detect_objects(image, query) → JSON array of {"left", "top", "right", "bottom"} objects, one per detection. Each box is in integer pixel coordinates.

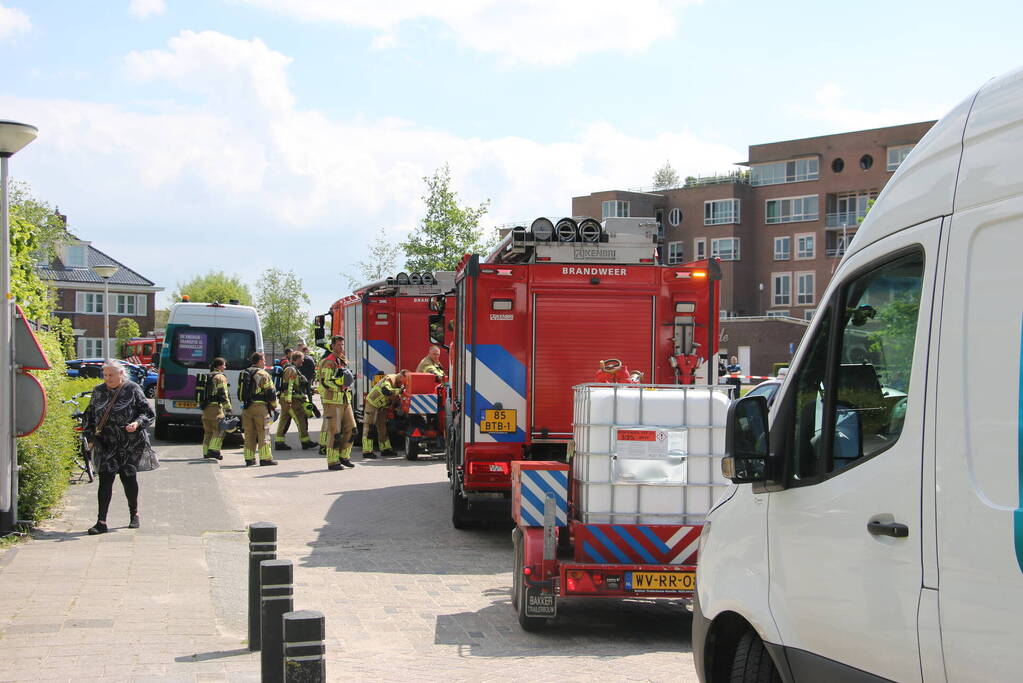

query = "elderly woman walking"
[{"left": 83, "top": 360, "right": 157, "bottom": 535}]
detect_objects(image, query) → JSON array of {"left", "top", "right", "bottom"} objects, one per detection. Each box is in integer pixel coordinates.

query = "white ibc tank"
[{"left": 572, "top": 383, "right": 733, "bottom": 525}]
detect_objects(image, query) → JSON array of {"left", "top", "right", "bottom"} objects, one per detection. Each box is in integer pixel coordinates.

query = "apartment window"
[
  {"left": 751, "top": 157, "right": 819, "bottom": 186},
  {"left": 65, "top": 244, "right": 87, "bottom": 268},
  {"left": 773, "top": 273, "right": 792, "bottom": 306},
  {"left": 774, "top": 236, "right": 791, "bottom": 260},
  {"left": 77, "top": 292, "right": 105, "bottom": 314},
  {"left": 803, "top": 308, "right": 816, "bottom": 321},
  {"left": 711, "top": 238, "right": 740, "bottom": 261},
  {"left": 766, "top": 195, "right": 819, "bottom": 224},
  {"left": 766, "top": 310, "right": 790, "bottom": 319},
  {"left": 79, "top": 338, "right": 105, "bottom": 358},
  {"left": 887, "top": 145, "right": 914, "bottom": 171},
  {"left": 667, "top": 241, "right": 684, "bottom": 265},
  {"left": 796, "top": 233, "right": 815, "bottom": 259},
  {"left": 602, "top": 200, "right": 630, "bottom": 218},
  {"left": 694, "top": 238, "right": 706, "bottom": 261},
  {"left": 668, "top": 208, "right": 682, "bottom": 226},
  {"left": 796, "top": 272, "right": 815, "bottom": 305},
  {"left": 704, "top": 199, "right": 740, "bottom": 226}
]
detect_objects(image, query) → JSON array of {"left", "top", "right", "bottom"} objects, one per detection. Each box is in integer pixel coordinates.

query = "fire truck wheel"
[
  {"left": 513, "top": 530, "right": 546, "bottom": 631},
  {"left": 404, "top": 437, "right": 419, "bottom": 461},
  {"left": 451, "top": 483, "right": 472, "bottom": 529}
]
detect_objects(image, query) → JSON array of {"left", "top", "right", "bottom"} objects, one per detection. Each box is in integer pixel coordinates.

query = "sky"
[{"left": 1, "top": 0, "right": 1021, "bottom": 315}]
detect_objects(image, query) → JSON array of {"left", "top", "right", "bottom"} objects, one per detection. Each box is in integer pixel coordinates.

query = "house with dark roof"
[{"left": 39, "top": 237, "right": 164, "bottom": 358}]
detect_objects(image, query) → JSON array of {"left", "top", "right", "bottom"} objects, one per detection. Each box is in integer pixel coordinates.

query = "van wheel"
[
  {"left": 154, "top": 417, "right": 169, "bottom": 440},
  {"left": 730, "top": 629, "right": 781, "bottom": 683}
]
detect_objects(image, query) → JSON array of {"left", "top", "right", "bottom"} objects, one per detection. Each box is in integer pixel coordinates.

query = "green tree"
[
  {"left": 653, "top": 160, "right": 680, "bottom": 189},
  {"left": 401, "top": 164, "right": 493, "bottom": 272},
  {"left": 115, "top": 317, "right": 141, "bottom": 356},
  {"left": 171, "top": 271, "right": 252, "bottom": 305},
  {"left": 255, "top": 268, "right": 310, "bottom": 357},
  {"left": 344, "top": 228, "right": 397, "bottom": 289}
]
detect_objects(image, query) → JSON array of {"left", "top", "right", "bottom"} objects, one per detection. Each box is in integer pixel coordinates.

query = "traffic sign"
[
  {"left": 15, "top": 371, "right": 46, "bottom": 437},
  {"left": 14, "top": 304, "right": 50, "bottom": 369}
]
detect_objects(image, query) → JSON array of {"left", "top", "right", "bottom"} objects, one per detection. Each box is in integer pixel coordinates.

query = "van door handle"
[{"left": 867, "top": 520, "right": 909, "bottom": 538}]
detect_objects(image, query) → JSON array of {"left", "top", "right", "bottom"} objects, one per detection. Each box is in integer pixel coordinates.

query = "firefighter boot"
[
  {"left": 301, "top": 438, "right": 317, "bottom": 450},
  {"left": 274, "top": 436, "right": 292, "bottom": 451},
  {"left": 258, "top": 444, "right": 278, "bottom": 466},
  {"left": 338, "top": 442, "right": 355, "bottom": 468},
  {"left": 243, "top": 448, "right": 256, "bottom": 466},
  {"left": 318, "top": 423, "right": 329, "bottom": 455},
  {"left": 361, "top": 435, "right": 378, "bottom": 458},
  {"left": 207, "top": 436, "right": 224, "bottom": 460},
  {"left": 380, "top": 437, "right": 396, "bottom": 457}
]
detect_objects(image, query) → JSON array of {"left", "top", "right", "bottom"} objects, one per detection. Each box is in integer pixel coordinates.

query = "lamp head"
[
  {"left": 92, "top": 264, "right": 119, "bottom": 279},
  {"left": 0, "top": 121, "right": 38, "bottom": 157}
]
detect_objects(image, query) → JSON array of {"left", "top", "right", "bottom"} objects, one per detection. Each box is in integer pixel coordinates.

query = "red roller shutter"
[{"left": 531, "top": 293, "right": 653, "bottom": 437}]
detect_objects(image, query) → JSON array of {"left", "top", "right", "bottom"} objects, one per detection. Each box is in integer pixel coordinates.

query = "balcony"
[
  {"left": 826, "top": 247, "right": 846, "bottom": 258},
  {"left": 628, "top": 170, "right": 751, "bottom": 193},
  {"left": 825, "top": 212, "right": 865, "bottom": 228}
]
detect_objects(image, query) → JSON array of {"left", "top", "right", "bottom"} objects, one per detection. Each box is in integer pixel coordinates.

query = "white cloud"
[
  {"left": 129, "top": 0, "right": 166, "bottom": 19},
  {"left": 233, "top": 0, "right": 699, "bottom": 66},
  {"left": 793, "top": 83, "right": 945, "bottom": 132},
  {"left": 0, "top": 3, "right": 30, "bottom": 39},
  {"left": 370, "top": 33, "right": 398, "bottom": 51},
  {"left": 3, "top": 30, "right": 739, "bottom": 312}
]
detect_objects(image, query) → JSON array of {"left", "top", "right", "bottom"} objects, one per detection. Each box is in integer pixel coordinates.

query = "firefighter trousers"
[
  {"left": 275, "top": 398, "right": 311, "bottom": 445},
  {"left": 201, "top": 404, "right": 225, "bottom": 456},
  {"left": 242, "top": 403, "right": 272, "bottom": 462},
  {"left": 321, "top": 401, "right": 355, "bottom": 464},
  {"left": 361, "top": 403, "right": 391, "bottom": 453}
]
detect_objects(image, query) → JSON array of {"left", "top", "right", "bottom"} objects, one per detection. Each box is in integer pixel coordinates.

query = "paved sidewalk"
[{"left": 0, "top": 443, "right": 260, "bottom": 682}]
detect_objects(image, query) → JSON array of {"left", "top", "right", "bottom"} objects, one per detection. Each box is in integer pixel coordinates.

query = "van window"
[
  {"left": 172, "top": 327, "right": 256, "bottom": 370},
  {"left": 786, "top": 250, "right": 924, "bottom": 483}
]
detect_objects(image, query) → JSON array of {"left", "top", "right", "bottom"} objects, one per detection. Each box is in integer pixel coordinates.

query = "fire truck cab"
[{"left": 439, "top": 216, "right": 721, "bottom": 528}]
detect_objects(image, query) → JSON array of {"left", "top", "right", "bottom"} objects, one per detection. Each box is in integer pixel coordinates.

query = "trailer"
[
  {"left": 510, "top": 382, "right": 732, "bottom": 630},
  {"left": 316, "top": 272, "right": 455, "bottom": 453},
  {"left": 435, "top": 216, "right": 721, "bottom": 529}
]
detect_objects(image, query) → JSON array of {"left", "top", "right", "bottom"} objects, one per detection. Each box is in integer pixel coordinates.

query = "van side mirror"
[
  {"left": 428, "top": 314, "right": 445, "bottom": 346},
  {"left": 722, "top": 395, "right": 770, "bottom": 483},
  {"left": 313, "top": 315, "right": 325, "bottom": 347}
]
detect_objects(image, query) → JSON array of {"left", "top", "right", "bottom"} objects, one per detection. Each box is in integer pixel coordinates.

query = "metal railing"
[
  {"left": 825, "top": 212, "right": 864, "bottom": 228},
  {"left": 628, "top": 171, "right": 750, "bottom": 194},
  {"left": 826, "top": 247, "right": 847, "bottom": 258}
]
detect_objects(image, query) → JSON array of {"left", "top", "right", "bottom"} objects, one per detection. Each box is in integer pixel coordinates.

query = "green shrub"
[{"left": 17, "top": 330, "right": 80, "bottom": 523}]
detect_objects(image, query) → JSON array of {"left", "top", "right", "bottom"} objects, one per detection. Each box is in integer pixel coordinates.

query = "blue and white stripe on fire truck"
[
  {"left": 364, "top": 339, "right": 396, "bottom": 379},
  {"left": 408, "top": 393, "right": 438, "bottom": 415},
  {"left": 516, "top": 468, "right": 568, "bottom": 527},
  {"left": 464, "top": 343, "right": 527, "bottom": 444}
]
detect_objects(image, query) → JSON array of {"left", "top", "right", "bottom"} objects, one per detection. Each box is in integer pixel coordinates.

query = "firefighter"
[
  {"left": 317, "top": 335, "right": 356, "bottom": 470},
  {"left": 239, "top": 351, "right": 278, "bottom": 466},
  {"left": 595, "top": 358, "right": 632, "bottom": 383},
  {"left": 362, "top": 370, "right": 408, "bottom": 458},
  {"left": 201, "top": 357, "right": 231, "bottom": 460},
  {"left": 274, "top": 350, "right": 317, "bottom": 451},
  {"left": 416, "top": 345, "right": 445, "bottom": 378}
]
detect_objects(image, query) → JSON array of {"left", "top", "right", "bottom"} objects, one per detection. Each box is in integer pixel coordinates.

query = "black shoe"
[
  {"left": 362, "top": 451, "right": 378, "bottom": 459},
  {"left": 245, "top": 460, "right": 257, "bottom": 467},
  {"left": 327, "top": 462, "right": 343, "bottom": 471},
  {"left": 207, "top": 450, "right": 223, "bottom": 461},
  {"left": 275, "top": 443, "right": 292, "bottom": 451},
  {"left": 318, "top": 445, "right": 326, "bottom": 455},
  {"left": 340, "top": 458, "right": 355, "bottom": 469},
  {"left": 260, "top": 459, "right": 279, "bottom": 466},
  {"left": 381, "top": 449, "right": 397, "bottom": 457},
  {"left": 301, "top": 441, "right": 318, "bottom": 450},
  {"left": 87, "top": 521, "right": 108, "bottom": 535},
  {"left": 128, "top": 514, "right": 140, "bottom": 529}
]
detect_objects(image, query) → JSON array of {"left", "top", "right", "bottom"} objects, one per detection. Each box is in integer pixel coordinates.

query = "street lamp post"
[
  {"left": 91, "top": 264, "right": 119, "bottom": 358},
  {"left": 0, "top": 120, "right": 38, "bottom": 533}
]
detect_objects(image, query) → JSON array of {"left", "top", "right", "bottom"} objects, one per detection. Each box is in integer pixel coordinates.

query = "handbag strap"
[{"left": 95, "top": 383, "right": 126, "bottom": 434}]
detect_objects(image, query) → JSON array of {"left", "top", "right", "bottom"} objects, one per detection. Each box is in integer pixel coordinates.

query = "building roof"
[{"left": 38, "top": 242, "right": 160, "bottom": 289}]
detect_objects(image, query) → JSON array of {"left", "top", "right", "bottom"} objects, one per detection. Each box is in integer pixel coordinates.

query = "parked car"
[
  {"left": 66, "top": 358, "right": 153, "bottom": 396},
  {"left": 743, "top": 378, "right": 782, "bottom": 407}
]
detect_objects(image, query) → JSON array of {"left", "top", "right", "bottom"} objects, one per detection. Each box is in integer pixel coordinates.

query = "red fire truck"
[
  {"left": 121, "top": 336, "right": 163, "bottom": 366},
  {"left": 316, "top": 272, "right": 455, "bottom": 458},
  {"left": 435, "top": 216, "right": 721, "bottom": 529}
]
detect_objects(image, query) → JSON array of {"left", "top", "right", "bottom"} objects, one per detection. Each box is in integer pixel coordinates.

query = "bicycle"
[{"left": 62, "top": 391, "right": 93, "bottom": 483}]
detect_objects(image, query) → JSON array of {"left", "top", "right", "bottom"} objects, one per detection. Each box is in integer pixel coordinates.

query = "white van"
[
  {"left": 154, "top": 302, "right": 263, "bottom": 438},
  {"left": 694, "top": 68, "right": 1023, "bottom": 682}
]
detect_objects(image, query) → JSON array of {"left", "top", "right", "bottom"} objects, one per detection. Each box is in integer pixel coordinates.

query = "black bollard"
[
  {"left": 283, "top": 610, "right": 326, "bottom": 682},
  {"left": 260, "top": 559, "right": 294, "bottom": 683},
  {"left": 248, "top": 522, "right": 278, "bottom": 651}
]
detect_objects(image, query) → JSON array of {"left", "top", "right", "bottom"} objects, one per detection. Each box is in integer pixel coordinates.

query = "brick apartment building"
[
  {"left": 572, "top": 121, "right": 935, "bottom": 374},
  {"left": 39, "top": 237, "right": 163, "bottom": 359}
]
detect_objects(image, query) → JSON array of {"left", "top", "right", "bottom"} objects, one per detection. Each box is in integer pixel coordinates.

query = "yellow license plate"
[
  {"left": 174, "top": 401, "right": 198, "bottom": 409},
  {"left": 627, "top": 571, "right": 695, "bottom": 592},
  {"left": 481, "top": 409, "right": 516, "bottom": 433}
]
